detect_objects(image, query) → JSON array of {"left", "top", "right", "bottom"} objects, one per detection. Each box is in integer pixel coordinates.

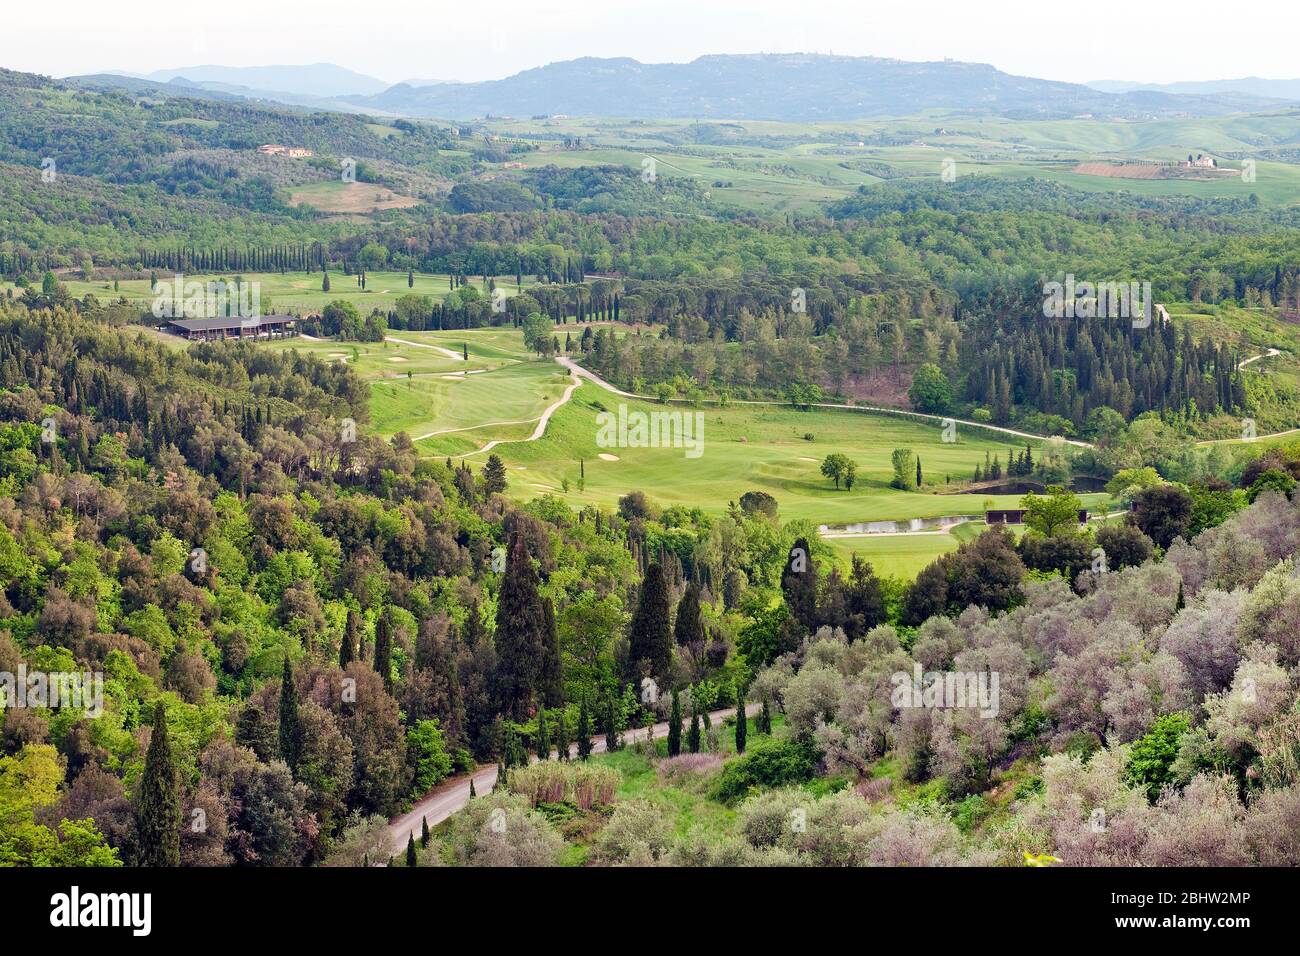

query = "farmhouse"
[
  {"left": 257, "top": 144, "right": 314, "bottom": 158},
  {"left": 1179, "top": 153, "right": 1217, "bottom": 169},
  {"left": 165, "top": 315, "right": 298, "bottom": 341},
  {"left": 985, "top": 508, "right": 1090, "bottom": 526}
]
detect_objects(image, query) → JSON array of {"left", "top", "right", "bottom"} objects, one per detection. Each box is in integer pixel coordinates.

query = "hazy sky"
[{"left": 11, "top": 0, "right": 1299, "bottom": 85}]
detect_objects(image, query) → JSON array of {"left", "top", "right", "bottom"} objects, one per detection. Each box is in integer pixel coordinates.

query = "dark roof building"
[{"left": 165, "top": 315, "right": 297, "bottom": 340}]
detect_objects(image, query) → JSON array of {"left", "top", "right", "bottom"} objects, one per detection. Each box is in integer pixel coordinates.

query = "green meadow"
[{"left": 44, "top": 270, "right": 529, "bottom": 316}]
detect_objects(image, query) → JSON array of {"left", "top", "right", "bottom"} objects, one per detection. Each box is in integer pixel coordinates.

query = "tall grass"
[{"left": 507, "top": 762, "right": 620, "bottom": 810}]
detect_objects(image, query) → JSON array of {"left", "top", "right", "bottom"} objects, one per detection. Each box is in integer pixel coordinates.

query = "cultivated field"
[
  {"left": 287, "top": 180, "right": 423, "bottom": 213},
  {"left": 481, "top": 112, "right": 1300, "bottom": 211}
]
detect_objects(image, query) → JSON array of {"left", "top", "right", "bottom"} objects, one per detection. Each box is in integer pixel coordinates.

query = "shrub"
[
  {"left": 710, "top": 737, "right": 819, "bottom": 803},
  {"left": 595, "top": 801, "right": 672, "bottom": 864},
  {"left": 656, "top": 752, "right": 724, "bottom": 785},
  {"left": 444, "top": 794, "right": 563, "bottom": 867},
  {"left": 1128, "top": 712, "right": 1190, "bottom": 806}
]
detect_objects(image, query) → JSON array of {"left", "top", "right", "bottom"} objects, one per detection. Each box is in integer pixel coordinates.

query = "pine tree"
[
  {"left": 483, "top": 453, "right": 508, "bottom": 495},
  {"left": 278, "top": 656, "right": 302, "bottom": 772},
  {"left": 667, "top": 690, "right": 683, "bottom": 756},
  {"left": 576, "top": 697, "right": 593, "bottom": 760},
  {"left": 735, "top": 688, "right": 747, "bottom": 754},
  {"left": 421, "top": 817, "right": 430, "bottom": 847},
  {"left": 627, "top": 563, "right": 673, "bottom": 682},
  {"left": 135, "top": 701, "right": 180, "bottom": 866},
  {"left": 406, "top": 833, "right": 417, "bottom": 867},
  {"left": 373, "top": 611, "right": 393, "bottom": 692},
  {"left": 688, "top": 709, "right": 701, "bottom": 754}
]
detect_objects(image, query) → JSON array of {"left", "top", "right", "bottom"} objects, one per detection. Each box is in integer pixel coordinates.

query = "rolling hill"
[{"left": 345, "top": 53, "right": 1290, "bottom": 121}]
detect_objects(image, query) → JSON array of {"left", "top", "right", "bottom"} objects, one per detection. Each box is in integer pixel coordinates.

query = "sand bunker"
[{"left": 598, "top": 453, "right": 620, "bottom": 461}]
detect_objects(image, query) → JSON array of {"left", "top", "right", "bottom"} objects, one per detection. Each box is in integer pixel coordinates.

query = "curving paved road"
[{"left": 386, "top": 702, "right": 760, "bottom": 857}]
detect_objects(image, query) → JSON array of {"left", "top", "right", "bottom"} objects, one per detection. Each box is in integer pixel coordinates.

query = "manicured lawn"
[
  {"left": 827, "top": 532, "right": 964, "bottom": 579},
  {"left": 463, "top": 381, "right": 1110, "bottom": 527}
]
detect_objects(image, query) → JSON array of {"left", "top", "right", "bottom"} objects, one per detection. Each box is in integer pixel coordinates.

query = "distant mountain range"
[
  {"left": 337, "top": 55, "right": 1293, "bottom": 121},
  {"left": 1089, "top": 76, "right": 1300, "bottom": 100},
  {"left": 65, "top": 63, "right": 393, "bottom": 114},
  {"left": 69, "top": 54, "right": 1297, "bottom": 122},
  {"left": 132, "top": 63, "right": 390, "bottom": 97}
]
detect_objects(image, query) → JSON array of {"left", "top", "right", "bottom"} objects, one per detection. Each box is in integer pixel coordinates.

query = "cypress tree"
[
  {"left": 667, "top": 690, "right": 683, "bottom": 756},
  {"left": 916, "top": 456, "right": 923, "bottom": 488},
  {"left": 406, "top": 834, "right": 417, "bottom": 867},
  {"left": 538, "top": 598, "right": 563, "bottom": 708},
  {"left": 494, "top": 534, "right": 546, "bottom": 720},
  {"left": 758, "top": 698, "right": 773, "bottom": 735},
  {"left": 688, "top": 709, "right": 701, "bottom": 754},
  {"left": 135, "top": 701, "right": 180, "bottom": 866},
  {"left": 674, "top": 582, "right": 704, "bottom": 647},
  {"left": 627, "top": 563, "right": 672, "bottom": 683},
  {"left": 576, "top": 697, "right": 592, "bottom": 760},
  {"left": 535, "top": 710, "right": 550, "bottom": 760},
  {"left": 373, "top": 611, "right": 393, "bottom": 692},
  {"left": 339, "top": 608, "right": 359, "bottom": 668},
  {"left": 503, "top": 724, "right": 527, "bottom": 770},
  {"left": 554, "top": 709, "right": 569, "bottom": 761},
  {"left": 420, "top": 817, "right": 430, "bottom": 847},
  {"left": 322, "top": 271, "right": 330, "bottom": 293},
  {"left": 603, "top": 696, "right": 619, "bottom": 753},
  {"left": 469, "top": 777, "right": 477, "bottom": 797},
  {"left": 781, "top": 537, "right": 818, "bottom": 633},
  {"left": 408, "top": 269, "right": 414, "bottom": 288},
  {"left": 278, "top": 655, "right": 302, "bottom": 772},
  {"left": 735, "top": 687, "right": 747, "bottom": 754},
  {"left": 1176, "top": 580, "right": 1186, "bottom": 612}
]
